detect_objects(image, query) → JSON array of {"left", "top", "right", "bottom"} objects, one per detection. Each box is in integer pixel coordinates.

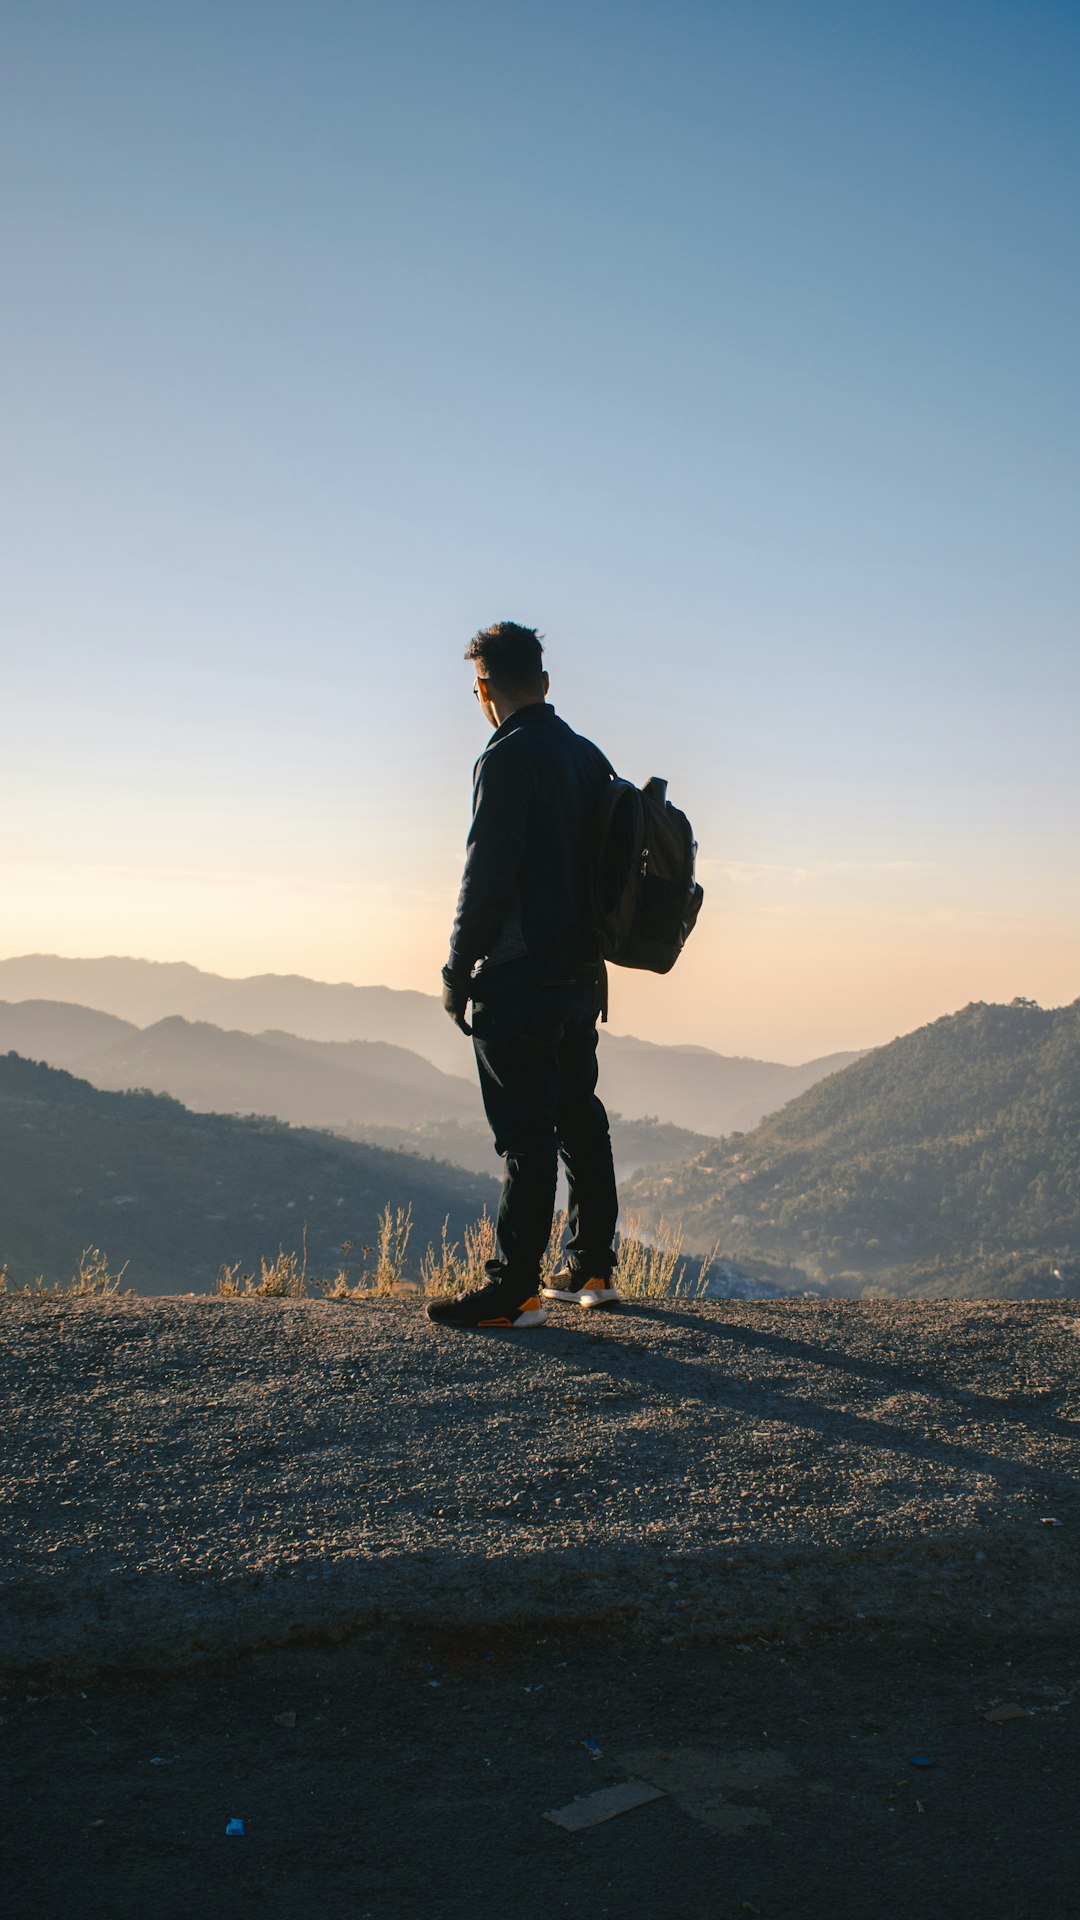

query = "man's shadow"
[{"left": 523, "top": 1300, "right": 1080, "bottom": 1503}]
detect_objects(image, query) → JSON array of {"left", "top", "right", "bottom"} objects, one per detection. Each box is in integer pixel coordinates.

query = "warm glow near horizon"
[{"left": 4, "top": 849, "right": 1077, "bottom": 1063}]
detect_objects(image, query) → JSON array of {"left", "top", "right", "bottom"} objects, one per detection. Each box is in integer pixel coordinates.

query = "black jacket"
[{"left": 443, "top": 701, "right": 611, "bottom": 998}]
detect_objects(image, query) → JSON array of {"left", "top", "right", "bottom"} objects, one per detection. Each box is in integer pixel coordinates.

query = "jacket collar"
[{"left": 488, "top": 700, "right": 555, "bottom": 747}]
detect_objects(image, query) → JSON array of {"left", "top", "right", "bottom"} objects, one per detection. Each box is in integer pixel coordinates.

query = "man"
[{"left": 427, "top": 622, "right": 621, "bottom": 1330}]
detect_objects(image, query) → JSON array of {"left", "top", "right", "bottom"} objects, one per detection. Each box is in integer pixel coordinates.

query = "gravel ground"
[{"left": 2, "top": 1295, "right": 1080, "bottom": 1677}]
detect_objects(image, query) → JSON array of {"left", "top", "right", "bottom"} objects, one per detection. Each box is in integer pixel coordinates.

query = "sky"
[{"left": 2, "top": 0, "right": 1077, "bottom": 1062}]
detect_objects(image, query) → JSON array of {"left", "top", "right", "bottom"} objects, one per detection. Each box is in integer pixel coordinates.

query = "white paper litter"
[{"left": 543, "top": 1779, "right": 666, "bottom": 1831}]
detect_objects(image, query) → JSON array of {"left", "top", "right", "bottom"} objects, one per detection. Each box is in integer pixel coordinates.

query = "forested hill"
[
  {"left": 623, "top": 998, "right": 1080, "bottom": 1298},
  {"left": 0, "top": 1052, "right": 497, "bottom": 1295}
]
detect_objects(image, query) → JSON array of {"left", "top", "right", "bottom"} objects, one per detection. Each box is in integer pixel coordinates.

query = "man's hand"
[{"left": 441, "top": 979, "right": 473, "bottom": 1036}]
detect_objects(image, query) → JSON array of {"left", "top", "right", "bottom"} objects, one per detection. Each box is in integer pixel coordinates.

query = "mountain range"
[
  {"left": 0, "top": 1002, "right": 715, "bottom": 1188},
  {"left": 624, "top": 997, "right": 1080, "bottom": 1299},
  {"left": 5, "top": 984, "right": 1075, "bottom": 1302},
  {"left": 0, "top": 1052, "right": 497, "bottom": 1295},
  {"left": 0, "top": 956, "right": 861, "bottom": 1138},
  {"left": 0, "top": 954, "right": 467, "bottom": 1073},
  {"left": 0, "top": 1002, "right": 478, "bottom": 1130}
]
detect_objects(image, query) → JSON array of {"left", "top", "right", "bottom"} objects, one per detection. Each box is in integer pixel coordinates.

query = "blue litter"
[
  {"left": 583, "top": 1738, "right": 603, "bottom": 1760},
  {"left": 908, "top": 1755, "right": 933, "bottom": 1768},
  {"left": 225, "top": 1818, "right": 245, "bottom": 1836}
]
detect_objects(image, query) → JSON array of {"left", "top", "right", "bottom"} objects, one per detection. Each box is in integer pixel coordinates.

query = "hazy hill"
[
  {"left": 0, "top": 999, "right": 133, "bottom": 1069},
  {"left": 0, "top": 1004, "right": 480, "bottom": 1130},
  {"left": 595, "top": 1030, "right": 862, "bottom": 1135},
  {"left": 0, "top": 998, "right": 770, "bottom": 1148},
  {"left": 337, "top": 1112, "right": 713, "bottom": 1183},
  {"left": 0, "top": 957, "right": 861, "bottom": 1136},
  {"left": 89, "top": 1017, "right": 479, "bottom": 1128},
  {"left": 0, "top": 956, "right": 468, "bottom": 1077},
  {"left": 623, "top": 998, "right": 1080, "bottom": 1299},
  {"left": 258, "top": 1029, "right": 480, "bottom": 1102},
  {"left": 0, "top": 1052, "right": 497, "bottom": 1295}
]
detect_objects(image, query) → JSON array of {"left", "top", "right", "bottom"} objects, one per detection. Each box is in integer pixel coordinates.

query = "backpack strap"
[{"left": 592, "top": 751, "right": 615, "bottom": 1020}]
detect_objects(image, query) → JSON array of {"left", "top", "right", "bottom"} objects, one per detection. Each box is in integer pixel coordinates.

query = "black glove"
[{"left": 441, "top": 978, "right": 472, "bottom": 1036}]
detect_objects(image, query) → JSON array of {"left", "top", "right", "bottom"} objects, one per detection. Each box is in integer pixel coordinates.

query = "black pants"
[{"left": 470, "top": 977, "right": 619, "bottom": 1293}]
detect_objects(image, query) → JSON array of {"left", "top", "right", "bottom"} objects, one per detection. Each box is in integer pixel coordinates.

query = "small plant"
[
  {"left": 215, "top": 1228, "right": 309, "bottom": 1298},
  {"left": 320, "top": 1238, "right": 374, "bottom": 1301},
  {"left": 0, "top": 1247, "right": 129, "bottom": 1298},
  {"left": 253, "top": 1245, "right": 309, "bottom": 1297},
  {"left": 69, "top": 1246, "right": 130, "bottom": 1296},
  {"left": 369, "top": 1203, "right": 414, "bottom": 1296},
  {"left": 459, "top": 1209, "right": 497, "bottom": 1288},
  {"left": 419, "top": 1216, "right": 462, "bottom": 1295},
  {"left": 322, "top": 1208, "right": 416, "bottom": 1298},
  {"left": 420, "top": 1208, "right": 499, "bottom": 1294},
  {"left": 615, "top": 1214, "right": 716, "bottom": 1300}
]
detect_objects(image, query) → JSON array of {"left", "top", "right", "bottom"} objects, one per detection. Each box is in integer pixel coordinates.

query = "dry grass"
[
  {"left": 419, "top": 1210, "right": 497, "bottom": 1295},
  {"left": 419, "top": 1209, "right": 571, "bottom": 1297},
  {"left": 2, "top": 1208, "right": 716, "bottom": 1308},
  {"left": 370, "top": 1203, "right": 414, "bottom": 1295},
  {"left": 0, "top": 1247, "right": 130, "bottom": 1299},
  {"left": 616, "top": 1213, "right": 719, "bottom": 1300},
  {"left": 216, "top": 1231, "right": 309, "bottom": 1299},
  {"left": 321, "top": 1204, "right": 416, "bottom": 1299},
  {"left": 219, "top": 1210, "right": 415, "bottom": 1301}
]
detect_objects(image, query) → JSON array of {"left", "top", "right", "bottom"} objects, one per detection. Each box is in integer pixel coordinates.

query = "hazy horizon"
[
  {"left": 0, "top": 947, "right": 1074, "bottom": 1069},
  {"left": 4, "top": 3, "right": 1077, "bottom": 1060}
]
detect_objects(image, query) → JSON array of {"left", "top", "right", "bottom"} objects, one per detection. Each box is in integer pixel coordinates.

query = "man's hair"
[{"left": 464, "top": 621, "right": 545, "bottom": 697}]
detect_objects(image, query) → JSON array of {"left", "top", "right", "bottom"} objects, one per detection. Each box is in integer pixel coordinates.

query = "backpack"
[{"left": 588, "top": 760, "right": 704, "bottom": 1018}]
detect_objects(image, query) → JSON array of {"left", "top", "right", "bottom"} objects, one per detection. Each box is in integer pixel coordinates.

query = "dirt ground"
[{"left": 3, "top": 1620, "right": 1079, "bottom": 1920}]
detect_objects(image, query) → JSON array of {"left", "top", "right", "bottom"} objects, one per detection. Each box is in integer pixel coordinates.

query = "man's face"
[
  {"left": 469, "top": 664, "right": 548, "bottom": 726},
  {"left": 472, "top": 667, "right": 499, "bottom": 728}
]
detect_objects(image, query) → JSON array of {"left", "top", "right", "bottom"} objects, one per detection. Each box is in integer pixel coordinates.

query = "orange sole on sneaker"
[
  {"left": 426, "top": 1291, "right": 548, "bottom": 1328},
  {"left": 478, "top": 1298, "right": 548, "bottom": 1327}
]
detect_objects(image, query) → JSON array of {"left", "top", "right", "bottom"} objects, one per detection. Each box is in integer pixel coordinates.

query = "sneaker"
[
  {"left": 541, "top": 1268, "right": 622, "bottom": 1309},
  {"left": 425, "top": 1277, "right": 548, "bottom": 1329},
  {"left": 578, "top": 1281, "right": 622, "bottom": 1308}
]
